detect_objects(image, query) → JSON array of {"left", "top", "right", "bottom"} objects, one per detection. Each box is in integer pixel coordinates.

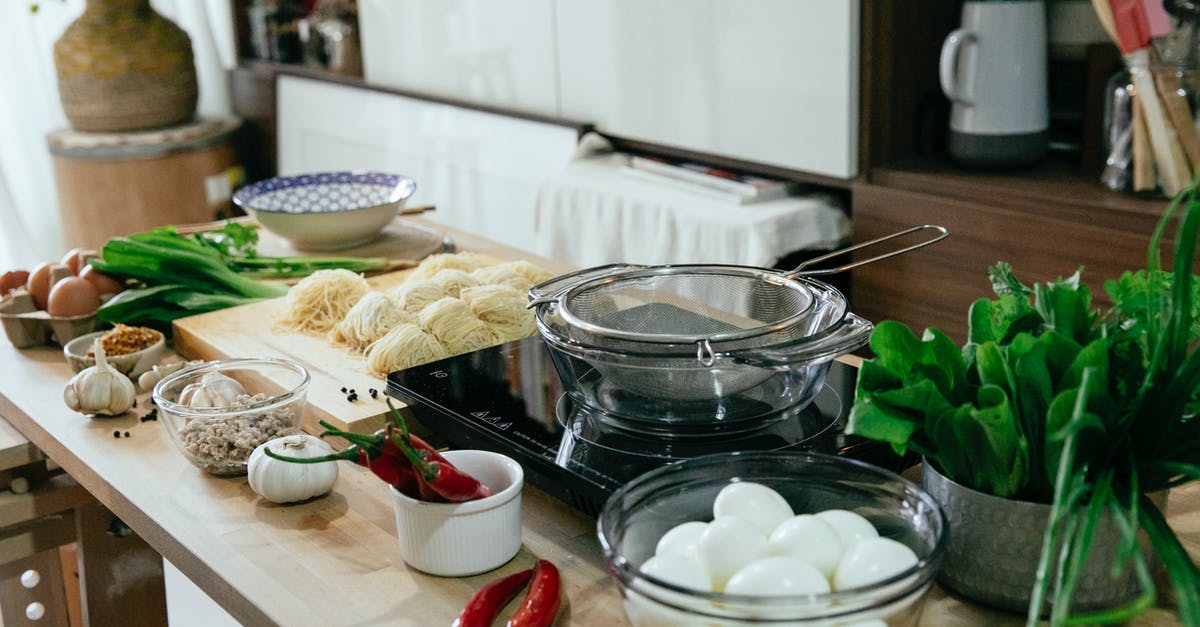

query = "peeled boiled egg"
[
  {"left": 695, "top": 516, "right": 768, "bottom": 590},
  {"left": 79, "top": 265, "right": 124, "bottom": 296},
  {"left": 46, "top": 277, "right": 100, "bottom": 317},
  {"left": 724, "top": 556, "right": 830, "bottom": 596},
  {"left": 26, "top": 262, "right": 54, "bottom": 310},
  {"left": 712, "top": 481, "right": 794, "bottom": 536},
  {"left": 655, "top": 521, "right": 708, "bottom": 558},
  {"left": 833, "top": 537, "right": 919, "bottom": 590},
  {"left": 815, "top": 509, "right": 879, "bottom": 549},
  {"left": 768, "top": 514, "right": 843, "bottom": 578},
  {"left": 641, "top": 552, "right": 712, "bottom": 592}
]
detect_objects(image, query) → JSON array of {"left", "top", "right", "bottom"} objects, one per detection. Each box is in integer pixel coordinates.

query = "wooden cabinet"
[
  {"left": 848, "top": 1, "right": 1169, "bottom": 343},
  {"left": 851, "top": 182, "right": 1159, "bottom": 343}
]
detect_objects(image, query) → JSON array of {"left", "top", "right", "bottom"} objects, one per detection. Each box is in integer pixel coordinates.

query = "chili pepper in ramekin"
[
  {"left": 387, "top": 400, "right": 495, "bottom": 502},
  {"left": 264, "top": 420, "right": 420, "bottom": 497},
  {"left": 453, "top": 568, "right": 535, "bottom": 627},
  {"left": 507, "top": 559, "right": 561, "bottom": 627}
]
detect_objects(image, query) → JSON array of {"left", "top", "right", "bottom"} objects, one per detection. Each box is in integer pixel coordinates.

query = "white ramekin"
[{"left": 390, "top": 450, "right": 524, "bottom": 577}]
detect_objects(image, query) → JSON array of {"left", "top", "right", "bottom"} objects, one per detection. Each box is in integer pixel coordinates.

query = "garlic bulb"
[
  {"left": 247, "top": 435, "right": 339, "bottom": 504},
  {"left": 178, "top": 371, "right": 246, "bottom": 408},
  {"left": 63, "top": 339, "right": 136, "bottom": 416}
]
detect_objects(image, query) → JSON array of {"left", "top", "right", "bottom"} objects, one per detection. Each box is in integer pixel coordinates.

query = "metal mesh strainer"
[{"left": 529, "top": 225, "right": 948, "bottom": 358}]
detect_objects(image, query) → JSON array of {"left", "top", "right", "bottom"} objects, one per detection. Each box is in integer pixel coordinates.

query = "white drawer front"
[
  {"left": 556, "top": 0, "right": 860, "bottom": 178},
  {"left": 277, "top": 75, "right": 579, "bottom": 254}
]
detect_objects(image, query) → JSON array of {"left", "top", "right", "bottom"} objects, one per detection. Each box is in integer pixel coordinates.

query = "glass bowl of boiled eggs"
[{"left": 597, "top": 451, "right": 947, "bottom": 626}]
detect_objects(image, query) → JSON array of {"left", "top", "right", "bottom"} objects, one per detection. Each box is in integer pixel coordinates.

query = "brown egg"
[
  {"left": 26, "top": 262, "right": 53, "bottom": 310},
  {"left": 47, "top": 277, "right": 100, "bottom": 317},
  {"left": 60, "top": 248, "right": 96, "bottom": 275},
  {"left": 79, "top": 265, "right": 125, "bottom": 296},
  {"left": 0, "top": 269, "right": 29, "bottom": 296}
]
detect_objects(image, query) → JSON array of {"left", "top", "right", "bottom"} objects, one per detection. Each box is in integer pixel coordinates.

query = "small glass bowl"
[
  {"left": 597, "top": 451, "right": 947, "bottom": 626},
  {"left": 153, "top": 358, "right": 310, "bottom": 476}
]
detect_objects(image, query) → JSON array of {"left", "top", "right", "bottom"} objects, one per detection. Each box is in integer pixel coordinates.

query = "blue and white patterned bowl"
[{"left": 233, "top": 171, "right": 417, "bottom": 251}]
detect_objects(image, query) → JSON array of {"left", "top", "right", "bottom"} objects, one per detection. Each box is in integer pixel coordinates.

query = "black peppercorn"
[
  {"left": 113, "top": 431, "right": 120, "bottom": 438},
  {"left": 123, "top": 432, "right": 130, "bottom": 438}
]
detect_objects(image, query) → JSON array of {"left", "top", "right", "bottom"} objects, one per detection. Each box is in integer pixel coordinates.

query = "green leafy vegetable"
[
  {"left": 92, "top": 222, "right": 390, "bottom": 328},
  {"left": 847, "top": 187, "right": 1200, "bottom": 624}
]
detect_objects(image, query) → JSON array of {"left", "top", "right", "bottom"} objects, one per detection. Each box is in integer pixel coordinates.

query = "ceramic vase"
[
  {"left": 921, "top": 462, "right": 1161, "bottom": 615},
  {"left": 54, "top": 0, "right": 198, "bottom": 133}
]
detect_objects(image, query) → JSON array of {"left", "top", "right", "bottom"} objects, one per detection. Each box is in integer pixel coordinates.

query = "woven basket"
[{"left": 54, "top": 0, "right": 197, "bottom": 133}]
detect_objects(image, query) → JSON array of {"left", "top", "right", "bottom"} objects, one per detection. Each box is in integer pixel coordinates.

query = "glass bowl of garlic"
[{"left": 153, "top": 358, "right": 309, "bottom": 476}]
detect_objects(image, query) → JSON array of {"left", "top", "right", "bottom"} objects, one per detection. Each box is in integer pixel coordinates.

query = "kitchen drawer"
[{"left": 850, "top": 183, "right": 1155, "bottom": 343}]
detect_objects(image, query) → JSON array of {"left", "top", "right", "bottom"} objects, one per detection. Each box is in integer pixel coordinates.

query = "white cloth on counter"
[{"left": 533, "top": 146, "right": 850, "bottom": 269}]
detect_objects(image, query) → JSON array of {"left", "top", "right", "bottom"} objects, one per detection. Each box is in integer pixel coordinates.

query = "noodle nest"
[
  {"left": 329, "top": 291, "right": 412, "bottom": 350},
  {"left": 418, "top": 297, "right": 500, "bottom": 354},
  {"left": 274, "top": 269, "right": 370, "bottom": 335},
  {"left": 364, "top": 323, "right": 449, "bottom": 377}
]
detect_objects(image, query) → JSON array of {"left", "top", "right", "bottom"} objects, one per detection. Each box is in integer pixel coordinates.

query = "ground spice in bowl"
[{"left": 87, "top": 324, "right": 161, "bottom": 357}]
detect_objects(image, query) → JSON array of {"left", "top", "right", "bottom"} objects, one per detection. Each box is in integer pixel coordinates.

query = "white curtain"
[{"left": 0, "top": 0, "right": 236, "bottom": 270}]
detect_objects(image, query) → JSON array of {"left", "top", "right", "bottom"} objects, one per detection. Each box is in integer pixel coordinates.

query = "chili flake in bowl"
[{"left": 63, "top": 325, "right": 166, "bottom": 378}]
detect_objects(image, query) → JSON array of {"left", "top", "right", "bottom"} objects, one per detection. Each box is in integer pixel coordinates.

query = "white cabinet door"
[
  {"left": 359, "top": 0, "right": 561, "bottom": 117},
  {"left": 556, "top": 0, "right": 860, "bottom": 178},
  {"left": 276, "top": 75, "right": 579, "bottom": 254}
]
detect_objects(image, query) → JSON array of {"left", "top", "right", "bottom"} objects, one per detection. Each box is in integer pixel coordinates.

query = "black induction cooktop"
[{"left": 386, "top": 336, "right": 901, "bottom": 516}]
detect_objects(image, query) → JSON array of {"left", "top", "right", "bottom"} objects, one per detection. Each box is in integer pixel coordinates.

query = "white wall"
[{"left": 359, "top": 0, "right": 860, "bottom": 179}]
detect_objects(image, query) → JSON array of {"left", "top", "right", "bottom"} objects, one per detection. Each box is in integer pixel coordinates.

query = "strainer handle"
[
  {"left": 526, "top": 263, "right": 647, "bottom": 308},
  {"left": 784, "top": 224, "right": 948, "bottom": 278}
]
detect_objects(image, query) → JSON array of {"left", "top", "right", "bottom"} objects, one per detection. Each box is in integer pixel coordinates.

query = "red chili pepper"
[
  {"left": 264, "top": 420, "right": 421, "bottom": 497},
  {"left": 453, "top": 568, "right": 534, "bottom": 627},
  {"left": 387, "top": 400, "right": 495, "bottom": 502},
  {"left": 507, "top": 560, "right": 560, "bottom": 627}
]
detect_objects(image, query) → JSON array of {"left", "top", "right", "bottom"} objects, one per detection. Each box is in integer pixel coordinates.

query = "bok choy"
[
  {"left": 847, "top": 189, "right": 1200, "bottom": 624},
  {"left": 92, "top": 222, "right": 389, "bottom": 328}
]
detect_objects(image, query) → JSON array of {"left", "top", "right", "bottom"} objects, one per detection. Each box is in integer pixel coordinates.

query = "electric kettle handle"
[{"left": 939, "top": 28, "right": 977, "bottom": 105}]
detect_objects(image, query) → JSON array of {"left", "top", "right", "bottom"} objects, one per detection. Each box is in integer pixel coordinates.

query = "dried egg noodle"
[
  {"left": 498, "top": 260, "right": 556, "bottom": 285},
  {"left": 329, "top": 291, "right": 412, "bottom": 350},
  {"left": 389, "top": 279, "right": 446, "bottom": 315},
  {"left": 470, "top": 260, "right": 554, "bottom": 292},
  {"left": 408, "top": 251, "right": 504, "bottom": 280},
  {"left": 460, "top": 285, "right": 535, "bottom": 339},
  {"left": 429, "top": 268, "right": 479, "bottom": 298},
  {"left": 419, "top": 297, "right": 500, "bottom": 354},
  {"left": 364, "top": 323, "right": 449, "bottom": 377},
  {"left": 274, "top": 269, "right": 369, "bottom": 335}
]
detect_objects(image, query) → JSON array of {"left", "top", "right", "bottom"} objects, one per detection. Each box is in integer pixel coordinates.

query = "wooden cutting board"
[
  {"left": 170, "top": 218, "right": 574, "bottom": 436},
  {"left": 172, "top": 269, "right": 419, "bottom": 436}
]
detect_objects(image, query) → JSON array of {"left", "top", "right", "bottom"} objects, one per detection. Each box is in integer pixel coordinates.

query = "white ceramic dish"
[
  {"left": 63, "top": 329, "right": 166, "bottom": 378},
  {"left": 390, "top": 450, "right": 524, "bottom": 577},
  {"left": 233, "top": 171, "right": 417, "bottom": 251}
]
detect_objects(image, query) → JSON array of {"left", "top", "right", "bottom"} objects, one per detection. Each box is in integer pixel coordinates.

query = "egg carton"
[{"left": 0, "top": 289, "right": 99, "bottom": 349}]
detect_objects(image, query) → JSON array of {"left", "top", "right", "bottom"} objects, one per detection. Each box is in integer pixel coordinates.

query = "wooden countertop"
[{"left": 0, "top": 220, "right": 1196, "bottom": 625}]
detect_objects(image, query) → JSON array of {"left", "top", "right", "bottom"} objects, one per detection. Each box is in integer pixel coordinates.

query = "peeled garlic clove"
[{"left": 179, "top": 371, "right": 246, "bottom": 408}]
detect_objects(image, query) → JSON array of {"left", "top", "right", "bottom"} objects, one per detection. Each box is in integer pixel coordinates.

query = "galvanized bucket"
[{"left": 921, "top": 463, "right": 1163, "bottom": 615}]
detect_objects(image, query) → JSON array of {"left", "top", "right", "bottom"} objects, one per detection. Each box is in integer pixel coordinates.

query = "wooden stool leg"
[
  {"left": 0, "top": 549, "right": 70, "bottom": 625},
  {"left": 74, "top": 502, "right": 167, "bottom": 627}
]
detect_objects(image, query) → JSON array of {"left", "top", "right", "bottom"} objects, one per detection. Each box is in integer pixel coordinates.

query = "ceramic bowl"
[
  {"left": 390, "top": 450, "right": 524, "bottom": 577},
  {"left": 63, "top": 329, "right": 166, "bottom": 378},
  {"left": 233, "top": 171, "right": 417, "bottom": 251}
]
